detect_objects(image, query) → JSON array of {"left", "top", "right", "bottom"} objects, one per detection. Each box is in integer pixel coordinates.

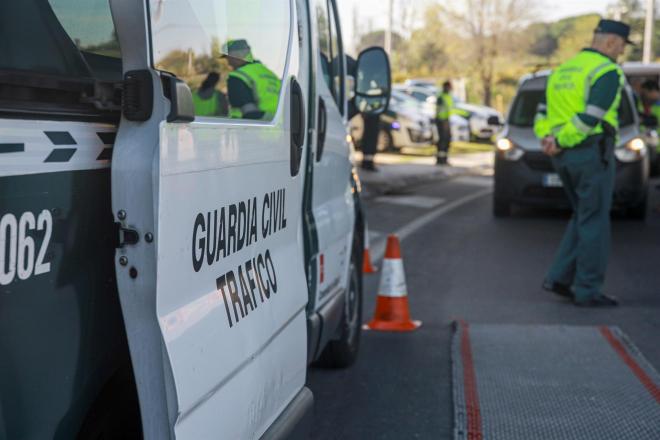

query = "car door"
[
  {"left": 109, "top": 1, "right": 310, "bottom": 438},
  {"left": 310, "top": 0, "right": 354, "bottom": 310}
]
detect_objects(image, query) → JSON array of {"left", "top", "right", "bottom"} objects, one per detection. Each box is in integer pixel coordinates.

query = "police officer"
[
  {"left": 638, "top": 79, "right": 660, "bottom": 129},
  {"left": 534, "top": 19, "right": 632, "bottom": 307},
  {"left": 193, "top": 72, "right": 229, "bottom": 117},
  {"left": 435, "top": 81, "right": 453, "bottom": 165},
  {"left": 223, "top": 39, "right": 281, "bottom": 120}
]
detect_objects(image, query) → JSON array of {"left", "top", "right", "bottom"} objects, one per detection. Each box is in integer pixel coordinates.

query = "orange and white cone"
[
  {"left": 364, "top": 234, "right": 421, "bottom": 332},
  {"left": 362, "top": 226, "right": 377, "bottom": 274}
]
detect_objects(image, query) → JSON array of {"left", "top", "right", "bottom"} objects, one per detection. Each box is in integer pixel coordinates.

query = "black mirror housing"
[
  {"left": 162, "top": 74, "right": 195, "bottom": 123},
  {"left": 354, "top": 47, "right": 391, "bottom": 116}
]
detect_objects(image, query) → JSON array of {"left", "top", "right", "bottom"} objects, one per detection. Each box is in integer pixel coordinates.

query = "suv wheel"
[
  {"left": 627, "top": 200, "right": 647, "bottom": 220},
  {"left": 315, "top": 248, "right": 362, "bottom": 368},
  {"left": 493, "top": 196, "right": 511, "bottom": 217}
]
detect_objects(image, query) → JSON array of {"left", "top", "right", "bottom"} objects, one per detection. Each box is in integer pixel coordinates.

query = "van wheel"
[
  {"left": 377, "top": 130, "right": 393, "bottom": 152},
  {"left": 77, "top": 368, "right": 142, "bottom": 440},
  {"left": 315, "top": 250, "right": 362, "bottom": 368},
  {"left": 493, "top": 197, "right": 511, "bottom": 217}
]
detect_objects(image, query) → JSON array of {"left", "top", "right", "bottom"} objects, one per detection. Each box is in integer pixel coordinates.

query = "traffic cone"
[
  {"left": 364, "top": 234, "right": 421, "bottom": 332},
  {"left": 362, "top": 227, "right": 377, "bottom": 274}
]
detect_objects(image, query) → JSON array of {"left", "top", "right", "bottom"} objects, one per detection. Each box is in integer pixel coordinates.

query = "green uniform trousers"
[{"left": 546, "top": 135, "right": 616, "bottom": 301}]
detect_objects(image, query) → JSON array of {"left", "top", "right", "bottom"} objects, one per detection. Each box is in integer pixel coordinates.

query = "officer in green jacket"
[
  {"left": 534, "top": 19, "right": 633, "bottom": 307},
  {"left": 222, "top": 39, "right": 281, "bottom": 120},
  {"left": 435, "top": 81, "right": 453, "bottom": 165}
]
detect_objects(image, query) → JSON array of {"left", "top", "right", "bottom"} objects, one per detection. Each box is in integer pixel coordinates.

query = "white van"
[{"left": 0, "top": 1, "right": 390, "bottom": 439}]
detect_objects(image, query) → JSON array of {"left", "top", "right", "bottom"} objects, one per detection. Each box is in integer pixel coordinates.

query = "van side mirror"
[
  {"left": 354, "top": 47, "right": 391, "bottom": 116},
  {"left": 162, "top": 74, "right": 195, "bottom": 123}
]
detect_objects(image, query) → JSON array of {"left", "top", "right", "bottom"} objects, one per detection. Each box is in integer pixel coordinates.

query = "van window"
[
  {"left": 510, "top": 87, "right": 635, "bottom": 128},
  {"left": 0, "top": 1, "right": 122, "bottom": 117},
  {"left": 315, "top": 0, "right": 332, "bottom": 93},
  {"left": 327, "top": 1, "right": 344, "bottom": 113},
  {"left": 149, "top": 0, "right": 290, "bottom": 121},
  {"left": 315, "top": 0, "right": 344, "bottom": 113}
]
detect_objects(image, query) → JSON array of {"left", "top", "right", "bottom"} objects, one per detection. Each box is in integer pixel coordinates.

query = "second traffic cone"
[
  {"left": 362, "top": 227, "right": 377, "bottom": 274},
  {"left": 364, "top": 234, "right": 421, "bottom": 332},
  {"left": 363, "top": 249, "right": 377, "bottom": 273}
]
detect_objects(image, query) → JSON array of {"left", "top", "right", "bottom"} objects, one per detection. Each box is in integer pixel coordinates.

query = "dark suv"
[{"left": 494, "top": 71, "right": 650, "bottom": 219}]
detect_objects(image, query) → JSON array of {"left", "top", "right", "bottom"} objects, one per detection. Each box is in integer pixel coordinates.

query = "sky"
[{"left": 337, "top": 0, "right": 611, "bottom": 54}]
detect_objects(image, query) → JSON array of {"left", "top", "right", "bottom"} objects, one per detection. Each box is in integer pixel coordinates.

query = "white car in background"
[
  {"left": 395, "top": 85, "right": 470, "bottom": 143},
  {"left": 454, "top": 102, "right": 504, "bottom": 141}
]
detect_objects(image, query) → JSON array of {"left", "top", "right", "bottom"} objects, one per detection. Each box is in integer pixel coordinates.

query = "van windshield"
[
  {"left": 0, "top": 0, "right": 122, "bottom": 118},
  {"left": 509, "top": 87, "right": 636, "bottom": 128}
]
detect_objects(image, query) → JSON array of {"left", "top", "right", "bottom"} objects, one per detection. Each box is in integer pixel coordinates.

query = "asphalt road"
[{"left": 306, "top": 172, "right": 660, "bottom": 439}]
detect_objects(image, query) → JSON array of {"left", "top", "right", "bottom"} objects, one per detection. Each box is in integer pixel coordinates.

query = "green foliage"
[{"left": 390, "top": 1, "right": 660, "bottom": 111}]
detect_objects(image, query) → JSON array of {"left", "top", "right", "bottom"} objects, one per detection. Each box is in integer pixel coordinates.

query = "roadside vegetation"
[{"left": 353, "top": 0, "right": 657, "bottom": 112}]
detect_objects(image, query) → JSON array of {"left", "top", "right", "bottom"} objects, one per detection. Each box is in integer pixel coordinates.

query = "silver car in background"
[{"left": 350, "top": 90, "right": 434, "bottom": 151}]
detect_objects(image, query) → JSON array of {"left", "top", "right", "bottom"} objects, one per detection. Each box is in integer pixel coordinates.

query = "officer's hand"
[{"left": 541, "top": 136, "right": 561, "bottom": 157}]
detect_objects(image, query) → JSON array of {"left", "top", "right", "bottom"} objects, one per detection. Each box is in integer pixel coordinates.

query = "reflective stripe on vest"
[
  {"left": 228, "top": 62, "right": 281, "bottom": 119},
  {"left": 546, "top": 50, "right": 624, "bottom": 138}
]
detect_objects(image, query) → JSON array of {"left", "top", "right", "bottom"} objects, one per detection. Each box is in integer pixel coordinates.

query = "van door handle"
[
  {"left": 290, "top": 78, "right": 305, "bottom": 176},
  {"left": 317, "top": 97, "right": 327, "bottom": 161}
]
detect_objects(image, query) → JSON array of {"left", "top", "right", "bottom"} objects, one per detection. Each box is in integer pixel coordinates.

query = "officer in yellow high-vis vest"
[
  {"left": 534, "top": 19, "right": 633, "bottom": 307},
  {"left": 222, "top": 39, "right": 281, "bottom": 120},
  {"left": 193, "top": 72, "right": 228, "bottom": 117},
  {"left": 435, "top": 81, "right": 453, "bottom": 165}
]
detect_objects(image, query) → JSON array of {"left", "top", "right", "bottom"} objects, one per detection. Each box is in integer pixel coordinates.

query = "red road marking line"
[
  {"left": 600, "top": 327, "right": 660, "bottom": 405},
  {"left": 460, "top": 321, "right": 483, "bottom": 440}
]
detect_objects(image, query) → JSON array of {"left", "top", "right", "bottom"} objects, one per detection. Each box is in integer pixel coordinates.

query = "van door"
[
  {"left": 110, "top": 1, "right": 310, "bottom": 438},
  {"left": 309, "top": 0, "right": 354, "bottom": 311}
]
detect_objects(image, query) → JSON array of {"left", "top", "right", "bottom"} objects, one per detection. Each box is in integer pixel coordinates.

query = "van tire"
[
  {"left": 77, "top": 368, "right": 142, "bottom": 440},
  {"left": 315, "top": 249, "right": 362, "bottom": 368}
]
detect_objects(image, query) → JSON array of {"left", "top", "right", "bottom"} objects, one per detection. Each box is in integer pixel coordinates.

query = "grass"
[
  {"left": 399, "top": 141, "right": 493, "bottom": 157},
  {"left": 450, "top": 141, "right": 494, "bottom": 154}
]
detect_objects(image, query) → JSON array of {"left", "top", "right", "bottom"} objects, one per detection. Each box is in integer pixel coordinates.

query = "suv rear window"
[
  {"left": 509, "top": 85, "right": 635, "bottom": 128},
  {"left": 0, "top": 1, "right": 122, "bottom": 119}
]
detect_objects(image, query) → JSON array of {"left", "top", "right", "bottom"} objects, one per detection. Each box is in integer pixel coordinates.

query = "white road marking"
[
  {"left": 369, "top": 188, "right": 492, "bottom": 262},
  {"left": 375, "top": 195, "right": 446, "bottom": 209},
  {"left": 454, "top": 175, "right": 494, "bottom": 187},
  {"left": 368, "top": 230, "right": 383, "bottom": 244}
]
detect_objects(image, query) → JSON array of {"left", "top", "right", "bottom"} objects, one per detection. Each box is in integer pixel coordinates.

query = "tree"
[
  {"left": 356, "top": 30, "right": 405, "bottom": 54},
  {"left": 554, "top": 14, "right": 601, "bottom": 62},
  {"left": 405, "top": 5, "right": 450, "bottom": 76},
  {"left": 440, "top": 0, "right": 537, "bottom": 106}
]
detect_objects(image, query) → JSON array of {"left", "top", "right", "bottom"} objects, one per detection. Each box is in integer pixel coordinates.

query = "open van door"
[{"left": 109, "top": 1, "right": 311, "bottom": 438}]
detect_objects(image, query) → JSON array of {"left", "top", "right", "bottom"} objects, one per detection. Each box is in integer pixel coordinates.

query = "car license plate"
[{"left": 543, "top": 173, "right": 563, "bottom": 188}]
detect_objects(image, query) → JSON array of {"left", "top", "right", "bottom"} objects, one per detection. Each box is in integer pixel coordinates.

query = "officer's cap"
[
  {"left": 594, "top": 19, "right": 634, "bottom": 45},
  {"left": 221, "top": 39, "right": 254, "bottom": 62}
]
